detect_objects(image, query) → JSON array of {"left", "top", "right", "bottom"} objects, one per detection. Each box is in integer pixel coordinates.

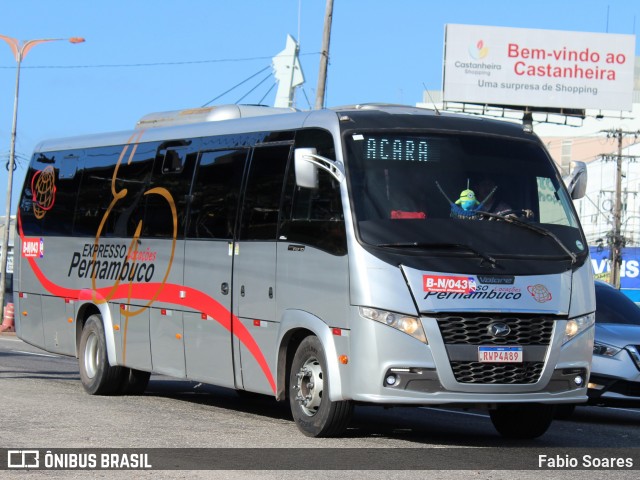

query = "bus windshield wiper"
[
  {"left": 475, "top": 210, "right": 577, "bottom": 264},
  {"left": 375, "top": 242, "right": 497, "bottom": 268}
]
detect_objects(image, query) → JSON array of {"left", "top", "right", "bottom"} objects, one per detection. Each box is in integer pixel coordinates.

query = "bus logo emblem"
[
  {"left": 489, "top": 322, "right": 511, "bottom": 337},
  {"left": 527, "top": 284, "right": 553, "bottom": 303},
  {"left": 31, "top": 165, "right": 57, "bottom": 219}
]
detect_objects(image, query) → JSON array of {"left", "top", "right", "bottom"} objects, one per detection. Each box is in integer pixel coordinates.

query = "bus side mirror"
[
  {"left": 294, "top": 148, "right": 319, "bottom": 189},
  {"left": 564, "top": 161, "right": 587, "bottom": 200}
]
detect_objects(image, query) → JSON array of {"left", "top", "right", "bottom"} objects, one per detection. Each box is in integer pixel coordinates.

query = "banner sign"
[
  {"left": 443, "top": 24, "right": 636, "bottom": 111},
  {"left": 590, "top": 246, "right": 640, "bottom": 289}
]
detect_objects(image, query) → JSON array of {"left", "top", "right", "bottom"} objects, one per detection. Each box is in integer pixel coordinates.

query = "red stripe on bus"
[{"left": 17, "top": 214, "right": 276, "bottom": 393}]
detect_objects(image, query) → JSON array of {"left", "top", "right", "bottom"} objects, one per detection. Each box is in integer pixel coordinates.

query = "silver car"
[
  {"left": 556, "top": 280, "right": 640, "bottom": 419},
  {"left": 587, "top": 280, "right": 640, "bottom": 406}
]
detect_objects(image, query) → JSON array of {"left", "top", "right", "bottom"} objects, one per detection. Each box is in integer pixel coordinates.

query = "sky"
[{"left": 1, "top": 0, "right": 640, "bottom": 216}]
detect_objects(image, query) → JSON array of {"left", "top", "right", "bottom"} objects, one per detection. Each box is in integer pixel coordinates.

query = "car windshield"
[
  {"left": 595, "top": 283, "right": 640, "bottom": 325},
  {"left": 344, "top": 131, "right": 586, "bottom": 263}
]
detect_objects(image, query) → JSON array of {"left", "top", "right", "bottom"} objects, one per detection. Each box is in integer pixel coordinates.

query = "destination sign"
[{"left": 354, "top": 134, "right": 443, "bottom": 162}]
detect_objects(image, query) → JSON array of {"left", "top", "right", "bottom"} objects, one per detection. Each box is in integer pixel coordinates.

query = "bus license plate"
[{"left": 478, "top": 346, "right": 523, "bottom": 363}]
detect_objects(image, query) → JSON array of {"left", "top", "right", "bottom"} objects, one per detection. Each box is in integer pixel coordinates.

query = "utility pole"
[
  {"left": 315, "top": 0, "right": 334, "bottom": 109},
  {"left": 612, "top": 130, "right": 624, "bottom": 288},
  {"left": 599, "top": 129, "right": 640, "bottom": 289}
]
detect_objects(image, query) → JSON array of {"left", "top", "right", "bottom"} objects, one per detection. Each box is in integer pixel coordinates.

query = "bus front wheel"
[
  {"left": 489, "top": 403, "right": 555, "bottom": 439},
  {"left": 78, "top": 314, "right": 124, "bottom": 395},
  {"left": 288, "top": 336, "right": 353, "bottom": 437}
]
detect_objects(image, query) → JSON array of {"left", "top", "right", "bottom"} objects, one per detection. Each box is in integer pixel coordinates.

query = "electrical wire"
[
  {"left": 0, "top": 52, "right": 320, "bottom": 70},
  {"left": 201, "top": 66, "right": 271, "bottom": 107},
  {"left": 1, "top": 152, "right": 27, "bottom": 171},
  {"left": 235, "top": 73, "right": 272, "bottom": 104},
  {"left": 258, "top": 82, "right": 277, "bottom": 105},
  {"left": 301, "top": 88, "right": 312, "bottom": 110}
]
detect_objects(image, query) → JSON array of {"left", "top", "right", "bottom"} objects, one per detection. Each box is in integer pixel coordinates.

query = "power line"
[
  {"left": 301, "top": 88, "right": 313, "bottom": 110},
  {"left": 0, "top": 52, "right": 321, "bottom": 70},
  {"left": 235, "top": 73, "right": 273, "bottom": 104},
  {"left": 201, "top": 66, "right": 271, "bottom": 107},
  {"left": 258, "top": 82, "right": 277, "bottom": 105}
]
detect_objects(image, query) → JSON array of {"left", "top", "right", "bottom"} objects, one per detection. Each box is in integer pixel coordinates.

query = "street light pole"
[{"left": 0, "top": 35, "right": 85, "bottom": 309}]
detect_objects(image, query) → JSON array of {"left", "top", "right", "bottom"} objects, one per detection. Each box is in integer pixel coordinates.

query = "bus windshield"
[{"left": 344, "top": 131, "right": 586, "bottom": 264}]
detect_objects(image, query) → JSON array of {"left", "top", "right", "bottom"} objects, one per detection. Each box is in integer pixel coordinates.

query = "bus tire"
[
  {"left": 553, "top": 404, "right": 576, "bottom": 420},
  {"left": 288, "top": 335, "right": 353, "bottom": 437},
  {"left": 119, "top": 368, "right": 150, "bottom": 395},
  {"left": 78, "top": 314, "right": 123, "bottom": 395},
  {"left": 489, "top": 403, "right": 554, "bottom": 439}
]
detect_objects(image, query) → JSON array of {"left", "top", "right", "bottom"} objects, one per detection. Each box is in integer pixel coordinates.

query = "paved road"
[{"left": 1, "top": 334, "right": 639, "bottom": 479}]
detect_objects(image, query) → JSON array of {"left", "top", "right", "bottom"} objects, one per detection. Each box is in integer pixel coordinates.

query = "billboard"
[
  {"left": 590, "top": 246, "right": 640, "bottom": 290},
  {"left": 443, "top": 24, "right": 636, "bottom": 111}
]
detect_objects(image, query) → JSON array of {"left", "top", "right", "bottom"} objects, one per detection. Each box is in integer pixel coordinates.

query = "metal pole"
[
  {"left": 0, "top": 54, "right": 21, "bottom": 307},
  {"left": 0, "top": 36, "right": 84, "bottom": 308},
  {"left": 611, "top": 129, "right": 623, "bottom": 289},
  {"left": 315, "top": 0, "right": 334, "bottom": 110}
]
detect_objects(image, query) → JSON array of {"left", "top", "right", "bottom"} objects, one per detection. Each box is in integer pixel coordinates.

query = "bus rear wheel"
[
  {"left": 78, "top": 314, "right": 124, "bottom": 395},
  {"left": 119, "top": 368, "right": 150, "bottom": 395},
  {"left": 489, "top": 403, "right": 554, "bottom": 439},
  {"left": 288, "top": 335, "right": 353, "bottom": 437}
]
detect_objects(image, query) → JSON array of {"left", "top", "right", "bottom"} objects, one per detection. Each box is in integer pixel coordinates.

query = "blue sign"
[{"left": 590, "top": 246, "right": 640, "bottom": 301}]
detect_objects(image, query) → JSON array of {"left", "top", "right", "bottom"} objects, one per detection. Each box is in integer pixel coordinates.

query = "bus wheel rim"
[
  {"left": 294, "top": 356, "right": 324, "bottom": 416},
  {"left": 84, "top": 332, "right": 99, "bottom": 379}
]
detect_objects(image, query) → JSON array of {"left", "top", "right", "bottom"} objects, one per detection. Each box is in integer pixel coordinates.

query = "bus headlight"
[
  {"left": 359, "top": 307, "right": 428, "bottom": 344},
  {"left": 562, "top": 313, "right": 595, "bottom": 345}
]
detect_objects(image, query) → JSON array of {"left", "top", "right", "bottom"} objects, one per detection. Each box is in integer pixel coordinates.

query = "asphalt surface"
[{"left": 1, "top": 332, "right": 639, "bottom": 479}]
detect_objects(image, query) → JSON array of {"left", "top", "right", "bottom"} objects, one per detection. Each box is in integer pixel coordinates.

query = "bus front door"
[
  {"left": 182, "top": 149, "right": 248, "bottom": 388},
  {"left": 233, "top": 144, "right": 291, "bottom": 394}
]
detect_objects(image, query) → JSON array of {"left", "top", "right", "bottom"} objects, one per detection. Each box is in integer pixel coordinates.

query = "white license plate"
[{"left": 478, "top": 346, "right": 523, "bottom": 363}]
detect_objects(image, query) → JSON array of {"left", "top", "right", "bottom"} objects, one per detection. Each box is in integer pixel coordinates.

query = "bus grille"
[
  {"left": 437, "top": 316, "right": 554, "bottom": 345},
  {"left": 450, "top": 361, "right": 544, "bottom": 384}
]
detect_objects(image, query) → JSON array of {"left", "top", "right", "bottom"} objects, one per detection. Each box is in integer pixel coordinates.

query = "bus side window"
[
  {"left": 75, "top": 143, "right": 155, "bottom": 238},
  {"left": 73, "top": 146, "right": 122, "bottom": 236},
  {"left": 279, "top": 129, "right": 346, "bottom": 255},
  {"left": 18, "top": 165, "right": 40, "bottom": 236},
  {"left": 48, "top": 152, "right": 83, "bottom": 235},
  {"left": 20, "top": 154, "right": 54, "bottom": 236},
  {"left": 20, "top": 151, "right": 83, "bottom": 236},
  {"left": 238, "top": 145, "right": 291, "bottom": 241},
  {"left": 159, "top": 144, "right": 188, "bottom": 174},
  {"left": 142, "top": 142, "right": 198, "bottom": 238},
  {"left": 187, "top": 149, "right": 247, "bottom": 239}
]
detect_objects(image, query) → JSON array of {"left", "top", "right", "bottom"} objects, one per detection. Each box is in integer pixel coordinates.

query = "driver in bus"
[{"left": 473, "top": 176, "right": 512, "bottom": 217}]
